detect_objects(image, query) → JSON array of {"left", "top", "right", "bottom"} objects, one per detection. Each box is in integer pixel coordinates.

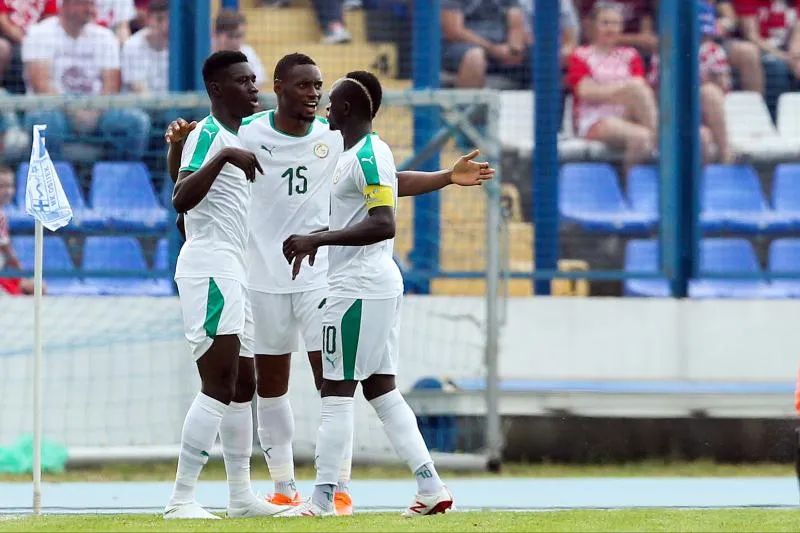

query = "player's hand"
[
  {"left": 282, "top": 234, "right": 319, "bottom": 280},
  {"left": 164, "top": 118, "right": 197, "bottom": 145},
  {"left": 450, "top": 149, "right": 495, "bottom": 187},
  {"left": 223, "top": 147, "right": 263, "bottom": 182}
]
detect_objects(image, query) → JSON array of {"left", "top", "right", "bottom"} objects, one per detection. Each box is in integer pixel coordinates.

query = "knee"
[
  {"left": 700, "top": 82, "right": 724, "bottom": 106},
  {"left": 0, "top": 39, "right": 12, "bottom": 63},
  {"left": 234, "top": 370, "right": 256, "bottom": 403},
  {"left": 460, "top": 47, "right": 488, "bottom": 75},
  {"left": 730, "top": 40, "right": 761, "bottom": 66},
  {"left": 256, "top": 371, "right": 289, "bottom": 398},
  {"left": 625, "top": 128, "right": 654, "bottom": 159}
]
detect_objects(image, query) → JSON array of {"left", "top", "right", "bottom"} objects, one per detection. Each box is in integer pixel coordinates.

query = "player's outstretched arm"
[
  {"left": 165, "top": 118, "right": 197, "bottom": 183},
  {"left": 397, "top": 149, "right": 495, "bottom": 197},
  {"left": 173, "top": 147, "right": 262, "bottom": 213},
  {"left": 283, "top": 206, "right": 395, "bottom": 279}
]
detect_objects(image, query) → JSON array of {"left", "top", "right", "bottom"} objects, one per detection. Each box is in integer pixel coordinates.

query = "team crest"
[{"left": 314, "top": 143, "right": 329, "bottom": 158}]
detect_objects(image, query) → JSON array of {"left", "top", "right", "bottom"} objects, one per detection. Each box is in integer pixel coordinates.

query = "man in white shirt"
[
  {"left": 213, "top": 9, "right": 267, "bottom": 90},
  {"left": 121, "top": 0, "right": 168, "bottom": 95},
  {"left": 21, "top": 0, "right": 151, "bottom": 161}
]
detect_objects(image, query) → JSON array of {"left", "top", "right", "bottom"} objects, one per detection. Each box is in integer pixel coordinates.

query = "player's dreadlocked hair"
[
  {"left": 202, "top": 50, "right": 249, "bottom": 84},
  {"left": 274, "top": 53, "right": 317, "bottom": 81},
  {"left": 343, "top": 70, "right": 382, "bottom": 120}
]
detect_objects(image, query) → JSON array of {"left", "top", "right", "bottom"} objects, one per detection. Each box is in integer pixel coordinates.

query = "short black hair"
[
  {"left": 148, "top": 0, "right": 169, "bottom": 13},
  {"left": 344, "top": 70, "right": 382, "bottom": 119},
  {"left": 215, "top": 9, "right": 245, "bottom": 34},
  {"left": 202, "top": 50, "right": 249, "bottom": 84},
  {"left": 273, "top": 52, "right": 317, "bottom": 81}
]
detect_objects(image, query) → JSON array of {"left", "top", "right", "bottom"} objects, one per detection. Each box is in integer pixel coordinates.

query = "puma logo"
[
  {"left": 360, "top": 156, "right": 375, "bottom": 165},
  {"left": 263, "top": 447, "right": 273, "bottom": 459},
  {"left": 261, "top": 144, "right": 276, "bottom": 156},
  {"left": 325, "top": 354, "right": 336, "bottom": 366}
]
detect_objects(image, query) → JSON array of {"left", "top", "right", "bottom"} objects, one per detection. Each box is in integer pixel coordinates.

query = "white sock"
[
  {"left": 219, "top": 401, "right": 255, "bottom": 505},
  {"left": 257, "top": 393, "right": 296, "bottom": 497},
  {"left": 337, "top": 424, "right": 353, "bottom": 495},
  {"left": 314, "top": 396, "right": 353, "bottom": 493},
  {"left": 169, "top": 393, "right": 228, "bottom": 506},
  {"left": 369, "top": 389, "right": 444, "bottom": 494}
]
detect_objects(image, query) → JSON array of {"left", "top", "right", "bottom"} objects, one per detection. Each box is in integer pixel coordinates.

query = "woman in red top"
[{"left": 566, "top": 2, "right": 657, "bottom": 173}]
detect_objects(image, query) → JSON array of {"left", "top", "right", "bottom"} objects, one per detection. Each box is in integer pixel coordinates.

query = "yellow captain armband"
[{"left": 364, "top": 184, "right": 394, "bottom": 209}]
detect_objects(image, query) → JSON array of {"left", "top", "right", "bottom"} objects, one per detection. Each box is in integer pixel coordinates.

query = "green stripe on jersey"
[
  {"left": 203, "top": 278, "right": 225, "bottom": 338},
  {"left": 341, "top": 299, "right": 363, "bottom": 381},
  {"left": 315, "top": 116, "right": 329, "bottom": 125},
  {"left": 182, "top": 117, "right": 220, "bottom": 173},
  {"left": 356, "top": 134, "right": 380, "bottom": 186},
  {"left": 241, "top": 110, "right": 269, "bottom": 126}
]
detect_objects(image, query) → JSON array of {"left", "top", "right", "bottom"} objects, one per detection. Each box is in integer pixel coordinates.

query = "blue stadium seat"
[
  {"left": 688, "top": 238, "right": 771, "bottom": 298},
  {"left": 90, "top": 163, "right": 168, "bottom": 232},
  {"left": 152, "top": 238, "right": 174, "bottom": 296},
  {"left": 623, "top": 239, "right": 670, "bottom": 297},
  {"left": 9, "top": 162, "right": 104, "bottom": 231},
  {"left": 701, "top": 165, "right": 789, "bottom": 233},
  {"left": 11, "top": 236, "right": 92, "bottom": 295},
  {"left": 767, "top": 238, "right": 800, "bottom": 298},
  {"left": 627, "top": 165, "right": 658, "bottom": 220},
  {"left": 772, "top": 163, "right": 800, "bottom": 231},
  {"left": 82, "top": 236, "right": 167, "bottom": 296},
  {"left": 559, "top": 163, "right": 654, "bottom": 233}
]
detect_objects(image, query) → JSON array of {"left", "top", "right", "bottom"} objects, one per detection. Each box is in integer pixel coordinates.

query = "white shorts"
[
  {"left": 245, "top": 287, "right": 327, "bottom": 355},
  {"left": 321, "top": 295, "right": 402, "bottom": 381},
  {"left": 175, "top": 277, "right": 253, "bottom": 360}
]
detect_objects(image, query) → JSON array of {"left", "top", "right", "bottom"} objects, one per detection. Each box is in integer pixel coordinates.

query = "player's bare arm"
[
  {"left": 165, "top": 118, "right": 198, "bottom": 183},
  {"left": 283, "top": 206, "right": 394, "bottom": 279},
  {"left": 397, "top": 149, "right": 495, "bottom": 197},
  {"left": 173, "top": 147, "right": 263, "bottom": 213}
]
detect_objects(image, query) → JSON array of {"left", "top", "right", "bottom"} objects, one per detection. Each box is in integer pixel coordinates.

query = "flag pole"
[{"left": 32, "top": 217, "right": 43, "bottom": 515}]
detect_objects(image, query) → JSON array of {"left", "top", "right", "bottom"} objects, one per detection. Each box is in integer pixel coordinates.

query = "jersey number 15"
[{"left": 281, "top": 166, "right": 308, "bottom": 195}]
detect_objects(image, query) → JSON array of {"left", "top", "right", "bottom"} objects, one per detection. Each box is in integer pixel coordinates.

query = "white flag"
[{"left": 25, "top": 125, "right": 72, "bottom": 232}]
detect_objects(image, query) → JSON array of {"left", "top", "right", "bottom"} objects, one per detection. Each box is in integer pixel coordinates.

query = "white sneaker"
[
  {"left": 163, "top": 502, "right": 220, "bottom": 519},
  {"left": 227, "top": 495, "right": 293, "bottom": 517},
  {"left": 278, "top": 498, "right": 336, "bottom": 517},
  {"left": 402, "top": 486, "right": 454, "bottom": 517}
]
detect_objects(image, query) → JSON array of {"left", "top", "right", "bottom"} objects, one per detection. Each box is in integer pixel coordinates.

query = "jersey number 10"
[{"left": 281, "top": 166, "right": 308, "bottom": 195}]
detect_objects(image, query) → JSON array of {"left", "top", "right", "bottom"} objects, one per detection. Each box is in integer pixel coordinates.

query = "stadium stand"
[{"left": 12, "top": 236, "right": 89, "bottom": 296}]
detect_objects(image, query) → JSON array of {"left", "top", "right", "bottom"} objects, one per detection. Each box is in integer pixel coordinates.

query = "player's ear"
[
  {"left": 343, "top": 100, "right": 351, "bottom": 116},
  {"left": 273, "top": 78, "right": 282, "bottom": 96},
  {"left": 208, "top": 80, "right": 222, "bottom": 98}
]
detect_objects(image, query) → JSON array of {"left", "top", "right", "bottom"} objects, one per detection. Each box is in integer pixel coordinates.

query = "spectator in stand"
[
  {"left": 732, "top": 0, "right": 800, "bottom": 118},
  {"left": 441, "top": 0, "right": 532, "bottom": 89},
  {"left": 21, "top": 0, "right": 151, "bottom": 161},
  {"left": 121, "top": 0, "right": 167, "bottom": 94},
  {"left": 131, "top": 0, "right": 148, "bottom": 33},
  {"left": 260, "top": 0, "right": 353, "bottom": 43},
  {"left": 567, "top": 1, "right": 657, "bottom": 173},
  {"left": 648, "top": 0, "right": 734, "bottom": 164},
  {"left": 213, "top": 9, "right": 266, "bottom": 89},
  {"left": 709, "top": 0, "right": 765, "bottom": 92},
  {"left": 520, "top": 0, "right": 580, "bottom": 67},
  {"left": 93, "top": 0, "right": 136, "bottom": 43},
  {"left": 575, "top": 0, "right": 658, "bottom": 55},
  {"left": 0, "top": 0, "right": 56, "bottom": 95},
  {"left": 0, "top": 166, "right": 39, "bottom": 296}
]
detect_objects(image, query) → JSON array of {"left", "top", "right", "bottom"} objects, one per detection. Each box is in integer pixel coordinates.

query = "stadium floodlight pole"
[{"left": 32, "top": 216, "right": 43, "bottom": 515}]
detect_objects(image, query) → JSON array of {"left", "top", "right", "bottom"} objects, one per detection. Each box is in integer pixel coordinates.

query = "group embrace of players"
[{"left": 163, "top": 50, "right": 494, "bottom": 519}]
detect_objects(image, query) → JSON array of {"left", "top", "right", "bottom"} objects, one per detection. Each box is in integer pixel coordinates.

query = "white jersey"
[
  {"left": 175, "top": 115, "right": 251, "bottom": 285},
  {"left": 240, "top": 110, "right": 343, "bottom": 293},
  {"left": 328, "top": 133, "right": 403, "bottom": 300}
]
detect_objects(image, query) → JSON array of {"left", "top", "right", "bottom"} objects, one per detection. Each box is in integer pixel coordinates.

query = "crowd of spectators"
[{"left": 441, "top": 0, "right": 800, "bottom": 163}]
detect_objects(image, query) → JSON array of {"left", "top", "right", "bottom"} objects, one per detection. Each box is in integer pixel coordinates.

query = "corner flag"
[{"left": 25, "top": 125, "right": 72, "bottom": 231}]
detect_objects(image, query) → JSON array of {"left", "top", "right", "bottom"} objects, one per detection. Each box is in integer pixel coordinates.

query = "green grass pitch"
[{"left": 3, "top": 510, "right": 800, "bottom": 532}]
